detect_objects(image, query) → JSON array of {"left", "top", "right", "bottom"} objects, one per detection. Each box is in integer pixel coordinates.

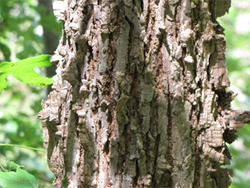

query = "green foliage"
[
  {"left": 0, "top": 161, "right": 39, "bottom": 188},
  {"left": 0, "top": 43, "right": 11, "bottom": 61},
  {"left": 0, "top": 1, "right": 42, "bottom": 60},
  {"left": 0, "top": 82, "right": 54, "bottom": 186},
  {"left": 0, "top": 55, "right": 54, "bottom": 93},
  {"left": 0, "top": 144, "right": 45, "bottom": 153},
  {"left": 218, "top": 1, "right": 250, "bottom": 187},
  {"left": 6, "top": 161, "right": 24, "bottom": 171},
  {"left": 0, "top": 0, "right": 62, "bottom": 61},
  {"left": 0, "top": 0, "right": 60, "bottom": 186},
  {"left": 0, "top": 161, "right": 55, "bottom": 188},
  {"left": 0, "top": 55, "right": 53, "bottom": 186}
]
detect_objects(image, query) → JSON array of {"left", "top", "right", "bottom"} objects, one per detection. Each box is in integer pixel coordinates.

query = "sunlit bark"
[{"left": 39, "top": 0, "right": 245, "bottom": 187}]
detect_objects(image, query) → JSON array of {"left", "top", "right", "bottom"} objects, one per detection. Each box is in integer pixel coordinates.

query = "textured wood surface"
[{"left": 37, "top": 0, "right": 249, "bottom": 187}]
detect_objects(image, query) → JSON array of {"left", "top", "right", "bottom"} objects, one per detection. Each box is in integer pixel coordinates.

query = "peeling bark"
[{"left": 38, "top": 0, "right": 249, "bottom": 187}]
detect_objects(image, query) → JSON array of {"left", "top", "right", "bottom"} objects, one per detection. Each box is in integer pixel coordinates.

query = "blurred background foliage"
[
  {"left": 0, "top": 0, "right": 250, "bottom": 187},
  {"left": 218, "top": 0, "right": 250, "bottom": 187},
  {"left": 0, "top": 0, "right": 61, "bottom": 187}
]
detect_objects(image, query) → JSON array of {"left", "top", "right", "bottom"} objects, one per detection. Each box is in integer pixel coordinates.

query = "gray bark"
[{"left": 38, "top": 0, "right": 249, "bottom": 187}]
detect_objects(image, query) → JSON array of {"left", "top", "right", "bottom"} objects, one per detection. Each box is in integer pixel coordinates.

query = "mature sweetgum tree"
[{"left": 39, "top": 0, "right": 250, "bottom": 187}]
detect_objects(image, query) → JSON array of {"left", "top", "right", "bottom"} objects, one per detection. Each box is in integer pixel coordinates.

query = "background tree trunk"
[
  {"left": 38, "top": 0, "right": 59, "bottom": 94},
  {"left": 39, "top": 0, "right": 243, "bottom": 187}
]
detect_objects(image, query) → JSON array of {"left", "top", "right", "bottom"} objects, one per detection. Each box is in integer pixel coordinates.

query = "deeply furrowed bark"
[{"left": 38, "top": 0, "right": 248, "bottom": 187}]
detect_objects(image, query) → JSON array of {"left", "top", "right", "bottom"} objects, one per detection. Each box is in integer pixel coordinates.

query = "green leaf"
[
  {"left": 6, "top": 161, "right": 24, "bottom": 171},
  {"left": 0, "top": 42, "right": 11, "bottom": 61},
  {"left": 0, "top": 55, "right": 54, "bottom": 93},
  {"left": 0, "top": 164, "right": 39, "bottom": 188}
]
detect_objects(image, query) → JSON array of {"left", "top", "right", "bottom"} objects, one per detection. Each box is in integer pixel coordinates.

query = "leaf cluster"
[
  {"left": 0, "top": 0, "right": 61, "bottom": 61},
  {"left": 0, "top": 55, "right": 54, "bottom": 93},
  {"left": 0, "top": 161, "right": 54, "bottom": 188},
  {"left": 0, "top": 0, "right": 60, "bottom": 186}
]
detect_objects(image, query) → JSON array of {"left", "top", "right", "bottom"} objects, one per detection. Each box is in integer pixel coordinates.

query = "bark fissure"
[
  {"left": 152, "top": 133, "right": 160, "bottom": 187},
  {"left": 167, "top": 93, "right": 174, "bottom": 185}
]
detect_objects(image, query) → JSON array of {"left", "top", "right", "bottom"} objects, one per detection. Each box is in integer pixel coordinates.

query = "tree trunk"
[
  {"left": 38, "top": 0, "right": 59, "bottom": 94},
  {"left": 39, "top": 0, "right": 248, "bottom": 187}
]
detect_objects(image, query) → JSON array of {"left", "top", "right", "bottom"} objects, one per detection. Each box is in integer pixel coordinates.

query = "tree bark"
[{"left": 38, "top": 0, "right": 249, "bottom": 187}]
